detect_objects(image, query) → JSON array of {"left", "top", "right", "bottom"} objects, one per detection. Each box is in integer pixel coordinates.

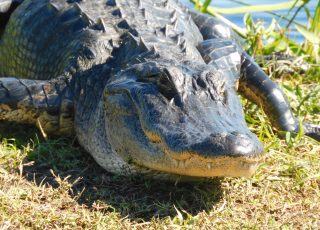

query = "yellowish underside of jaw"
[{"left": 146, "top": 155, "right": 264, "bottom": 178}]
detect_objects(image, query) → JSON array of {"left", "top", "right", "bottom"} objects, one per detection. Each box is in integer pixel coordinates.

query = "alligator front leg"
[
  {"left": 0, "top": 76, "right": 74, "bottom": 137},
  {"left": 191, "top": 11, "right": 320, "bottom": 141}
]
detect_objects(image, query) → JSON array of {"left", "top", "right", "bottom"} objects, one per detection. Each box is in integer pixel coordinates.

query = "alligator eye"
[
  {"left": 137, "top": 73, "right": 177, "bottom": 100},
  {"left": 157, "top": 74, "right": 177, "bottom": 100}
]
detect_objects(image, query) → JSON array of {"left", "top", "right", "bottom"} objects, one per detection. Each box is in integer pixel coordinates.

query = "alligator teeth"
[
  {"left": 178, "top": 160, "right": 186, "bottom": 168},
  {"left": 172, "top": 159, "right": 187, "bottom": 168},
  {"left": 240, "top": 161, "right": 259, "bottom": 169},
  {"left": 207, "top": 162, "right": 212, "bottom": 169}
]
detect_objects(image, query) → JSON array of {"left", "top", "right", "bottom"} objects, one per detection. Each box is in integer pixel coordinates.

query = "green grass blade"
[
  {"left": 295, "top": 25, "right": 320, "bottom": 44},
  {"left": 310, "top": 0, "right": 320, "bottom": 35},
  {"left": 200, "top": 0, "right": 212, "bottom": 12},
  {"left": 194, "top": 1, "right": 305, "bottom": 14}
]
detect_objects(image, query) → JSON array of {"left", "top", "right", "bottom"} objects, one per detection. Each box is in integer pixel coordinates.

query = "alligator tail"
[
  {"left": 303, "top": 123, "right": 320, "bottom": 141},
  {"left": 0, "top": 76, "right": 74, "bottom": 137},
  {"left": 239, "top": 52, "right": 320, "bottom": 141}
]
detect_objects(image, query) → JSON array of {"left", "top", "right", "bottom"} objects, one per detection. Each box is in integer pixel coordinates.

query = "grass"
[
  {"left": 1, "top": 1, "right": 320, "bottom": 229},
  {"left": 0, "top": 100, "right": 319, "bottom": 229}
]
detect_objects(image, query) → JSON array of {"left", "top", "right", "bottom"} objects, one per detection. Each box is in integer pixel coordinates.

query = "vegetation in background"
[
  {"left": 0, "top": 0, "right": 319, "bottom": 229},
  {"left": 192, "top": 0, "right": 320, "bottom": 63}
]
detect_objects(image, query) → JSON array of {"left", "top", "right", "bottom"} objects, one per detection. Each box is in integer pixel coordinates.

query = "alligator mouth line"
[
  {"left": 142, "top": 130, "right": 264, "bottom": 177},
  {"left": 170, "top": 156, "right": 263, "bottom": 170},
  {"left": 159, "top": 154, "right": 264, "bottom": 177}
]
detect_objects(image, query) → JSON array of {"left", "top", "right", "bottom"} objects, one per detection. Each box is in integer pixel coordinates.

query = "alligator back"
[
  {"left": 0, "top": 0, "right": 113, "bottom": 79},
  {"left": 0, "top": 0, "right": 204, "bottom": 80}
]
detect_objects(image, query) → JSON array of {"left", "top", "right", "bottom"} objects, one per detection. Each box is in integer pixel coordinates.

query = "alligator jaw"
[
  {"left": 141, "top": 152, "right": 264, "bottom": 178},
  {"left": 141, "top": 127, "right": 264, "bottom": 177},
  {"left": 141, "top": 131, "right": 264, "bottom": 177}
]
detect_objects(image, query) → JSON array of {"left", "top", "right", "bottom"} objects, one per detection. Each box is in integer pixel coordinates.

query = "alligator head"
[{"left": 104, "top": 59, "right": 264, "bottom": 177}]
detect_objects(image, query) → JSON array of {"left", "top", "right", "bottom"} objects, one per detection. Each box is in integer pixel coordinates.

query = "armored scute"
[{"left": 0, "top": 0, "right": 319, "bottom": 178}]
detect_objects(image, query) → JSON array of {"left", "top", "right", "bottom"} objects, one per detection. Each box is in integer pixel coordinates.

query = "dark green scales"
[{"left": 0, "top": 0, "right": 319, "bottom": 178}]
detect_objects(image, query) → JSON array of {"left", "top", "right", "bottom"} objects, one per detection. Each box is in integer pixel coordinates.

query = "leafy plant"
[
  {"left": 190, "top": 0, "right": 320, "bottom": 63},
  {"left": 296, "top": 0, "right": 320, "bottom": 63}
]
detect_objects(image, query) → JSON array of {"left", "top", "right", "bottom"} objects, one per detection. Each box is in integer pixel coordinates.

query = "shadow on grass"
[{"left": 0, "top": 122, "right": 223, "bottom": 221}]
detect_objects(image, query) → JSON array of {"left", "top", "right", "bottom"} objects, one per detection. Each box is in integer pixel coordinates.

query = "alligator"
[{"left": 0, "top": 0, "right": 319, "bottom": 178}]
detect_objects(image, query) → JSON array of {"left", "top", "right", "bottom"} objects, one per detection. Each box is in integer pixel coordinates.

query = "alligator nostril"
[{"left": 225, "top": 132, "right": 263, "bottom": 157}]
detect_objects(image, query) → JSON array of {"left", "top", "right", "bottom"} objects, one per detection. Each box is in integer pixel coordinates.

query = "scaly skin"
[{"left": 0, "top": 0, "right": 318, "bottom": 179}]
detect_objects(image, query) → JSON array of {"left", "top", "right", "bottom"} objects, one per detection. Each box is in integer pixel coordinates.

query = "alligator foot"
[{"left": 0, "top": 76, "right": 74, "bottom": 136}]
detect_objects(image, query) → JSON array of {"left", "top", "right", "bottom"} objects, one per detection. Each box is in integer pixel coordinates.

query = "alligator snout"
[
  {"left": 144, "top": 129, "right": 264, "bottom": 177},
  {"left": 174, "top": 132, "right": 264, "bottom": 159},
  {"left": 225, "top": 132, "right": 264, "bottom": 156}
]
